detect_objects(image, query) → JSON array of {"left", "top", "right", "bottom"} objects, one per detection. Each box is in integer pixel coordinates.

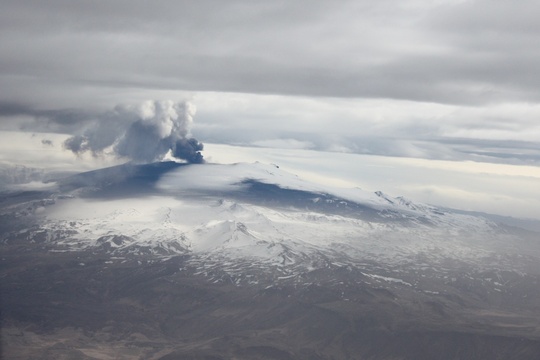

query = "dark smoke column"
[
  {"left": 64, "top": 100, "right": 204, "bottom": 164},
  {"left": 173, "top": 138, "right": 204, "bottom": 164}
]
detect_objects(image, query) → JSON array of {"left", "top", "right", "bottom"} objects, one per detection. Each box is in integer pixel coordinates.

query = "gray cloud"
[
  {"left": 0, "top": 101, "right": 35, "bottom": 116},
  {"left": 2, "top": 0, "right": 540, "bottom": 107}
]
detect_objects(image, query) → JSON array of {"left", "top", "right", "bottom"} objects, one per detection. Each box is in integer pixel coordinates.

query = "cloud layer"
[{"left": 0, "top": 0, "right": 539, "bottom": 168}]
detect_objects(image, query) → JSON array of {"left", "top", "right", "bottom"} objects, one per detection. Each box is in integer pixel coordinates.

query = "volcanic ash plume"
[{"left": 64, "top": 100, "right": 204, "bottom": 163}]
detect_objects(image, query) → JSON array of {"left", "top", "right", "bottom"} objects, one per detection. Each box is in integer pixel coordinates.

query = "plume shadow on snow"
[
  {"left": 227, "top": 179, "right": 384, "bottom": 222},
  {"left": 57, "top": 161, "right": 188, "bottom": 198}
]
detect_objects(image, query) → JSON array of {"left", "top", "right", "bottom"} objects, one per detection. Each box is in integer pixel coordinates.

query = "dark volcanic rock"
[{"left": 2, "top": 244, "right": 540, "bottom": 359}]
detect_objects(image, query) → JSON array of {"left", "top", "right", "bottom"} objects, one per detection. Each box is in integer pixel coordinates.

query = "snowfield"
[{"left": 10, "top": 161, "right": 535, "bottom": 288}]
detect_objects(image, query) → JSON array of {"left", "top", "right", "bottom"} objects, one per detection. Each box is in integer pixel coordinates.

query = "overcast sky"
[{"left": 1, "top": 0, "right": 539, "bottom": 217}]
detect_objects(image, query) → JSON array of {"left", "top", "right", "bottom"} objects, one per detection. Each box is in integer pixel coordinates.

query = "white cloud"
[{"left": 251, "top": 139, "right": 315, "bottom": 150}]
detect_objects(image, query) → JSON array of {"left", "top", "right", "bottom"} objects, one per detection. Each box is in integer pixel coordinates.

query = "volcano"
[{"left": 2, "top": 161, "right": 540, "bottom": 359}]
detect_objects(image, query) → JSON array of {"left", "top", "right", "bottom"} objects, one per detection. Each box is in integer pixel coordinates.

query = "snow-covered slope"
[{"left": 3, "top": 161, "right": 539, "bottom": 292}]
